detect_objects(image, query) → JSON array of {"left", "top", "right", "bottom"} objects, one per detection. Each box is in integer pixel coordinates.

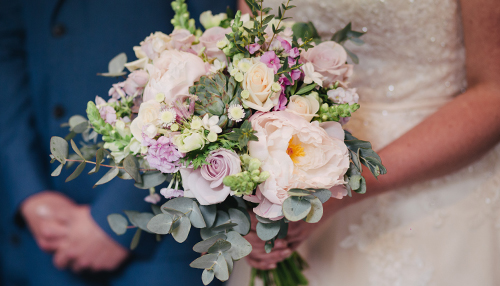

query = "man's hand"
[
  {"left": 21, "top": 191, "right": 75, "bottom": 252},
  {"left": 53, "top": 205, "right": 129, "bottom": 272}
]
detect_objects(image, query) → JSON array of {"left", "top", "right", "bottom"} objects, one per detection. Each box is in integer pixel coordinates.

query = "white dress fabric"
[{"left": 228, "top": 0, "right": 500, "bottom": 285}]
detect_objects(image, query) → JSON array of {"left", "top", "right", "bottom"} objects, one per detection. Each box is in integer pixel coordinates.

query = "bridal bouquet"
[{"left": 49, "top": 0, "right": 385, "bottom": 285}]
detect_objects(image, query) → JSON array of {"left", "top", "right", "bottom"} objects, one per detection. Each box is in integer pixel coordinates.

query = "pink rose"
[
  {"left": 300, "top": 41, "right": 353, "bottom": 86},
  {"left": 181, "top": 149, "right": 242, "bottom": 205},
  {"left": 143, "top": 50, "right": 208, "bottom": 103},
  {"left": 247, "top": 111, "right": 349, "bottom": 219},
  {"left": 170, "top": 29, "right": 196, "bottom": 51},
  {"left": 199, "top": 27, "right": 231, "bottom": 62}
]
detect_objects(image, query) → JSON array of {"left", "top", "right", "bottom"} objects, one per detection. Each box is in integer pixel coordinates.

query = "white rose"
[
  {"left": 242, "top": 62, "right": 279, "bottom": 111},
  {"left": 285, "top": 94, "right": 320, "bottom": 122},
  {"left": 143, "top": 50, "right": 208, "bottom": 103},
  {"left": 173, "top": 132, "right": 205, "bottom": 153},
  {"left": 199, "top": 11, "right": 227, "bottom": 29},
  {"left": 130, "top": 100, "right": 161, "bottom": 142}
]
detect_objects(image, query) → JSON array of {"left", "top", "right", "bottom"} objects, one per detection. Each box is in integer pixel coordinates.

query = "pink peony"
[
  {"left": 170, "top": 29, "right": 196, "bottom": 51},
  {"left": 181, "top": 149, "right": 241, "bottom": 205},
  {"left": 198, "top": 27, "right": 231, "bottom": 62},
  {"left": 247, "top": 111, "right": 349, "bottom": 219},
  {"left": 300, "top": 41, "right": 353, "bottom": 86},
  {"left": 143, "top": 50, "right": 208, "bottom": 103}
]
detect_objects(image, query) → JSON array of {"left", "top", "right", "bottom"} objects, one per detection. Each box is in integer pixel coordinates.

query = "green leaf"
[
  {"left": 65, "top": 161, "right": 86, "bottom": 182},
  {"left": 295, "top": 83, "right": 317, "bottom": 95},
  {"left": 171, "top": 216, "right": 191, "bottom": 243},
  {"left": 89, "top": 148, "right": 105, "bottom": 174},
  {"left": 282, "top": 196, "right": 312, "bottom": 222},
  {"left": 94, "top": 167, "right": 119, "bottom": 187},
  {"left": 226, "top": 231, "right": 252, "bottom": 260},
  {"left": 70, "top": 139, "right": 84, "bottom": 160},
  {"left": 264, "top": 240, "right": 274, "bottom": 253},
  {"left": 50, "top": 136, "right": 68, "bottom": 164},
  {"left": 193, "top": 233, "right": 228, "bottom": 253},
  {"left": 147, "top": 213, "right": 173, "bottom": 234},
  {"left": 98, "top": 53, "right": 127, "bottom": 77},
  {"left": 350, "top": 175, "right": 366, "bottom": 194},
  {"left": 277, "top": 220, "right": 288, "bottom": 239},
  {"left": 344, "top": 46, "right": 359, "bottom": 64},
  {"left": 305, "top": 197, "right": 323, "bottom": 223},
  {"left": 134, "top": 171, "right": 167, "bottom": 189},
  {"left": 107, "top": 214, "right": 128, "bottom": 235},
  {"left": 211, "top": 222, "right": 239, "bottom": 232},
  {"left": 223, "top": 251, "right": 234, "bottom": 274},
  {"left": 213, "top": 254, "right": 229, "bottom": 281},
  {"left": 126, "top": 212, "right": 154, "bottom": 233},
  {"left": 130, "top": 228, "right": 142, "bottom": 250},
  {"left": 208, "top": 239, "right": 232, "bottom": 254},
  {"left": 256, "top": 221, "right": 281, "bottom": 241},
  {"left": 228, "top": 208, "right": 250, "bottom": 235},
  {"left": 331, "top": 22, "right": 351, "bottom": 44},
  {"left": 202, "top": 269, "right": 215, "bottom": 285},
  {"left": 255, "top": 215, "right": 274, "bottom": 224},
  {"left": 51, "top": 164, "right": 63, "bottom": 177},
  {"left": 123, "top": 154, "right": 142, "bottom": 183},
  {"left": 151, "top": 204, "right": 162, "bottom": 215},
  {"left": 190, "top": 253, "right": 218, "bottom": 269},
  {"left": 163, "top": 197, "right": 194, "bottom": 214}
]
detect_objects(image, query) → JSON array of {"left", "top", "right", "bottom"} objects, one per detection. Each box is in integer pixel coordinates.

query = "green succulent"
[{"left": 189, "top": 72, "right": 250, "bottom": 128}]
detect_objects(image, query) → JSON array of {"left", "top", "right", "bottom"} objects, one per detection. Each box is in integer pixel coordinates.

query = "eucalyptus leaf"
[
  {"left": 311, "top": 188, "right": 332, "bottom": 204},
  {"left": 50, "top": 136, "right": 68, "bottom": 164},
  {"left": 305, "top": 197, "right": 323, "bottom": 223},
  {"left": 277, "top": 220, "right": 289, "bottom": 239},
  {"left": 208, "top": 239, "right": 232, "bottom": 254},
  {"left": 69, "top": 115, "right": 87, "bottom": 129},
  {"left": 213, "top": 254, "right": 229, "bottom": 281},
  {"left": 211, "top": 222, "right": 238, "bottom": 232},
  {"left": 287, "top": 188, "right": 312, "bottom": 197},
  {"left": 190, "top": 253, "right": 218, "bottom": 269},
  {"left": 256, "top": 221, "right": 280, "bottom": 241},
  {"left": 282, "top": 196, "right": 312, "bottom": 222},
  {"left": 162, "top": 207, "right": 185, "bottom": 216},
  {"left": 107, "top": 214, "right": 128, "bottom": 235},
  {"left": 123, "top": 154, "right": 142, "bottom": 183},
  {"left": 151, "top": 204, "right": 162, "bottom": 215},
  {"left": 130, "top": 212, "right": 154, "bottom": 233},
  {"left": 147, "top": 213, "right": 173, "bottom": 234},
  {"left": 264, "top": 240, "right": 274, "bottom": 254},
  {"left": 223, "top": 252, "right": 234, "bottom": 274},
  {"left": 98, "top": 53, "right": 127, "bottom": 77},
  {"left": 94, "top": 167, "right": 119, "bottom": 187},
  {"left": 228, "top": 208, "right": 250, "bottom": 235},
  {"left": 255, "top": 215, "right": 274, "bottom": 224},
  {"left": 226, "top": 231, "right": 252, "bottom": 260},
  {"left": 202, "top": 269, "right": 215, "bottom": 285},
  {"left": 92, "top": 148, "right": 105, "bottom": 174},
  {"left": 163, "top": 197, "right": 194, "bottom": 214},
  {"left": 193, "top": 233, "right": 227, "bottom": 253},
  {"left": 70, "top": 139, "right": 84, "bottom": 160},
  {"left": 134, "top": 171, "right": 167, "bottom": 189},
  {"left": 171, "top": 216, "right": 191, "bottom": 243},
  {"left": 189, "top": 201, "right": 206, "bottom": 228},
  {"left": 51, "top": 164, "right": 63, "bottom": 177},
  {"left": 130, "top": 228, "right": 142, "bottom": 250},
  {"left": 71, "top": 122, "right": 88, "bottom": 134},
  {"left": 65, "top": 161, "right": 86, "bottom": 182},
  {"left": 200, "top": 205, "right": 217, "bottom": 228}
]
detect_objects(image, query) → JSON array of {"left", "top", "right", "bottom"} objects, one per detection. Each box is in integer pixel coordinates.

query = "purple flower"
[
  {"left": 145, "top": 136, "right": 184, "bottom": 173},
  {"left": 160, "top": 188, "right": 184, "bottom": 199},
  {"left": 339, "top": 117, "right": 351, "bottom": 125},
  {"left": 273, "top": 91, "right": 288, "bottom": 111},
  {"left": 279, "top": 75, "right": 292, "bottom": 86},
  {"left": 99, "top": 106, "right": 117, "bottom": 124},
  {"left": 246, "top": 43, "right": 261, "bottom": 54},
  {"left": 260, "top": 51, "right": 281, "bottom": 73},
  {"left": 291, "top": 69, "right": 302, "bottom": 81},
  {"left": 289, "top": 47, "right": 300, "bottom": 58},
  {"left": 277, "top": 36, "right": 291, "bottom": 53}
]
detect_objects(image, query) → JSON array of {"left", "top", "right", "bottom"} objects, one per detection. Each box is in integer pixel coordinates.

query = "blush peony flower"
[
  {"left": 143, "top": 50, "right": 208, "bottom": 103},
  {"left": 181, "top": 149, "right": 242, "bottom": 205},
  {"left": 198, "top": 27, "right": 232, "bottom": 62},
  {"left": 247, "top": 111, "right": 349, "bottom": 219},
  {"left": 285, "top": 94, "right": 320, "bottom": 122},
  {"left": 140, "top": 32, "right": 172, "bottom": 60},
  {"left": 242, "top": 62, "right": 279, "bottom": 111},
  {"left": 170, "top": 29, "right": 196, "bottom": 51},
  {"left": 300, "top": 41, "right": 353, "bottom": 86}
]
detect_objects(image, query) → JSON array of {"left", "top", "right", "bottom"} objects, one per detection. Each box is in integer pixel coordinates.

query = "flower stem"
[{"left": 65, "top": 159, "right": 157, "bottom": 172}]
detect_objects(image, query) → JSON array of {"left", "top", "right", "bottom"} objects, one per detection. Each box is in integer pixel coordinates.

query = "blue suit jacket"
[{"left": 0, "top": 0, "right": 235, "bottom": 285}]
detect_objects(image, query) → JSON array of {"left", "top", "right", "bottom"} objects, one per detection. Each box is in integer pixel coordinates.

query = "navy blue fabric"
[{"left": 0, "top": 0, "right": 235, "bottom": 285}]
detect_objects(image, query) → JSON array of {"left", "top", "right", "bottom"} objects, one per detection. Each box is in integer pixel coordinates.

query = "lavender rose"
[{"left": 181, "top": 149, "right": 241, "bottom": 205}]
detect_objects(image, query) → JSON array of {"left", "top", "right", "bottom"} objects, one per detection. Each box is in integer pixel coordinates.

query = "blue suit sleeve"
[{"left": 0, "top": 0, "right": 51, "bottom": 219}]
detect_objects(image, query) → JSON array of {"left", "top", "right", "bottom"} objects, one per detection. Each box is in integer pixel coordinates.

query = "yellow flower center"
[{"left": 286, "top": 139, "right": 305, "bottom": 164}]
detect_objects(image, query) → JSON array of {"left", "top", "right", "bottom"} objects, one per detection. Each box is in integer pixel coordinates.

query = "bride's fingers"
[{"left": 246, "top": 257, "right": 277, "bottom": 270}]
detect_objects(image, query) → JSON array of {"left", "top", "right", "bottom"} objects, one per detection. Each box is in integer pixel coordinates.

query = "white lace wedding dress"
[{"left": 228, "top": 0, "right": 500, "bottom": 285}]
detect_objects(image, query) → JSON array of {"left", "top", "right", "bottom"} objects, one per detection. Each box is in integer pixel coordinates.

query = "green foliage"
[
  {"left": 50, "top": 136, "right": 68, "bottom": 164},
  {"left": 171, "top": 0, "right": 196, "bottom": 33},
  {"left": 146, "top": 213, "right": 173, "bottom": 235},
  {"left": 256, "top": 221, "right": 281, "bottom": 241},
  {"left": 294, "top": 83, "right": 317, "bottom": 96},
  {"left": 190, "top": 72, "right": 250, "bottom": 129},
  {"left": 344, "top": 130, "right": 387, "bottom": 178},
  {"left": 107, "top": 214, "right": 128, "bottom": 235},
  {"left": 133, "top": 171, "right": 168, "bottom": 189},
  {"left": 331, "top": 22, "right": 366, "bottom": 64},
  {"left": 94, "top": 167, "right": 119, "bottom": 188},
  {"left": 130, "top": 228, "right": 142, "bottom": 250},
  {"left": 315, "top": 102, "right": 360, "bottom": 123},
  {"left": 97, "top": 53, "right": 127, "bottom": 77},
  {"left": 123, "top": 154, "right": 142, "bottom": 183},
  {"left": 225, "top": 120, "right": 258, "bottom": 148}
]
